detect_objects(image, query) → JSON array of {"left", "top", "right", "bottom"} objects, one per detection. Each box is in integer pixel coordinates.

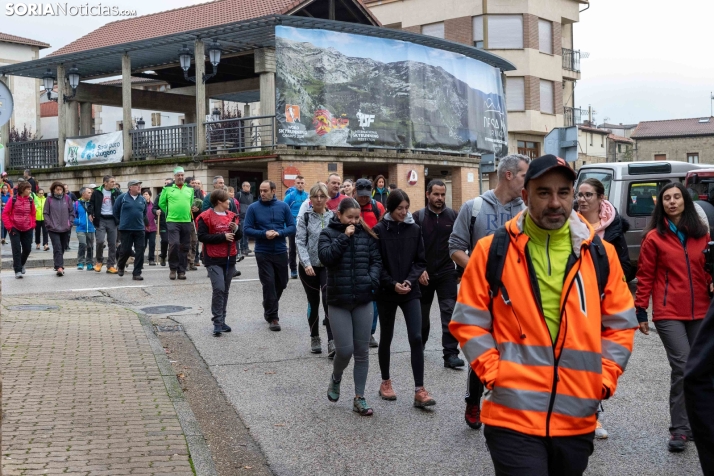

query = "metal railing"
[
  {"left": 564, "top": 106, "right": 586, "bottom": 127},
  {"left": 130, "top": 123, "right": 196, "bottom": 159},
  {"left": 8, "top": 139, "right": 59, "bottom": 169},
  {"left": 206, "top": 115, "right": 275, "bottom": 154},
  {"left": 562, "top": 48, "right": 581, "bottom": 72}
]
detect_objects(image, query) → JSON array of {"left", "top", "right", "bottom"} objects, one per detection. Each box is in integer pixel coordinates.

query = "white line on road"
[{"left": 50, "top": 278, "right": 263, "bottom": 293}]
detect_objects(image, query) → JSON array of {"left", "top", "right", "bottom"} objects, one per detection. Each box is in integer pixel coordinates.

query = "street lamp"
[
  {"left": 44, "top": 65, "right": 81, "bottom": 102},
  {"left": 178, "top": 40, "right": 221, "bottom": 83},
  {"left": 42, "top": 69, "right": 54, "bottom": 99},
  {"left": 136, "top": 117, "right": 145, "bottom": 130},
  {"left": 211, "top": 107, "right": 221, "bottom": 122}
]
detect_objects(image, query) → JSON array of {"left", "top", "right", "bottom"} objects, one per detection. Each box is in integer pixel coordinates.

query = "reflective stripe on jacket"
[{"left": 449, "top": 210, "right": 637, "bottom": 437}]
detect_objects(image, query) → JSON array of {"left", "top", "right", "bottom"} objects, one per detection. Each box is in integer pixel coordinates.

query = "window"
[
  {"left": 506, "top": 77, "right": 525, "bottom": 111},
  {"left": 538, "top": 19, "right": 553, "bottom": 54},
  {"left": 688, "top": 153, "right": 700, "bottom": 164},
  {"left": 488, "top": 15, "right": 523, "bottom": 49},
  {"left": 601, "top": 135, "right": 604, "bottom": 147},
  {"left": 576, "top": 170, "right": 613, "bottom": 199},
  {"left": 421, "top": 22, "right": 444, "bottom": 38},
  {"left": 618, "top": 144, "right": 622, "bottom": 153},
  {"left": 517, "top": 140, "right": 540, "bottom": 159},
  {"left": 472, "top": 15, "right": 484, "bottom": 48},
  {"left": 654, "top": 154, "right": 667, "bottom": 161},
  {"left": 151, "top": 112, "right": 161, "bottom": 127},
  {"left": 590, "top": 133, "right": 593, "bottom": 146},
  {"left": 627, "top": 181, "right": 670, "bottom": 216},
  {"left": 540, "top": 80, "right": 554, "bottom": 114}
]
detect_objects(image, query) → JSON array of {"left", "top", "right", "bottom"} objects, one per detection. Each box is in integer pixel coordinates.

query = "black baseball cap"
[
  {"left": 524, "top": 154, "right": 576, "bottom": 187},
  {"left": 355, "top": 178, "right": 373, "bottom": 197}
]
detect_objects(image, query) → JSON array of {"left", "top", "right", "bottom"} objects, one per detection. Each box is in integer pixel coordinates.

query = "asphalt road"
[{"left": 2, "top": 256, "right": 705, "bottom": 476}]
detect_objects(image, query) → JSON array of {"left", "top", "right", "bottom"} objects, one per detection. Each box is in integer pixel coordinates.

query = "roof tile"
[
  {"left": 0, "top": 32, "right": 50, "bottom": 49},
  {"left": 632, "top": 117, "right": 714, "bottom": 139}
]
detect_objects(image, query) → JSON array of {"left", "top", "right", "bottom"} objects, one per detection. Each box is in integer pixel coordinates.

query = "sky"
[{"left": 1, "top": 0, "right": 712, "bottom": 125}]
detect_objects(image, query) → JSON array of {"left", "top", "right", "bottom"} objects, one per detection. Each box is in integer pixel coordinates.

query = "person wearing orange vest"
[{"left": 450, "top": 155, "right": 637, "bottom": 475}]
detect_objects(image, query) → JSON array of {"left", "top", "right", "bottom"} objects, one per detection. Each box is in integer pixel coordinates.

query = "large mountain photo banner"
[{"left": 275, "top": 26, "right": 508, "bottom": 157}]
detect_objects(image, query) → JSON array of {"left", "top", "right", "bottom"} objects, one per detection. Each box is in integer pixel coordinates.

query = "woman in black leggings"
[{"left": 373, "top": 189, "right": 435, "bottom": 408}]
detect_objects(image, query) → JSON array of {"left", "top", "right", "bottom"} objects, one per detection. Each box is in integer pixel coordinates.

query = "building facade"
[
  {"left": 631, "top": 117, "right": 714, "bottom": 164},
  {"left": 365, "top": 0, "right": 587, "bottom": 158}
]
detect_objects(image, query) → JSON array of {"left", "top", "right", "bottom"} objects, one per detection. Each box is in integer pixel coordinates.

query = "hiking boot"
[
  {"left": 379, "top": 379, "right": 397, "bottom": 400},
  {"left": 444, "top": 354, "right": 465, "bottom": 369},
  {"left": 353, "top": 397, "right": 373, "bottom": 416},
  {"left": 21, "top": 266, "right": 26, "bottom": 275},
  {"left": 369, "top": 335, "right": 379, "bottom": 348},
  {"left": 213, "top": 325, "right": 222, "bottom": 337},
  {"left": 327, "top": 375, "right": 341, "bottom": 402},
  {"left": 327, "top": 340, "right": 336, "bottom": 360},
  {"left": 117, "top": 267, "right": 125, "bottom": 277},
  {"left": 149, "top": 261, "right": 156, "bottom": 266},
  {"left": 189, "top": 264, "right": 198, "bottom": 271},
  {"left": 44, "top": 244, "right": 49, "bottom": 251},
  {"left": 269, "top": 320, "right": 281, "bottom": 331},
  {"left": 132, "top": 276, "right": 144, "bottom": 281},
  {"left": 414, "top": 387, "right": 436, "bottom": 408},
  {"left": 221, "top": 324, "right": 232, "bottom": 332},
  {"left": 169, "top": 270, "right": 177, "bottom": 280},
  {"left": 595, "top": 420, "right": 608, "bottom": 439},
  {"left": 311, "top": 336, "right": 322, "bottom": 354},
  {"left": 291, "top": 270, "right": 298, "bottom": 279},
  {"left": 86, "top": 264, "right": 94, "bottom": 271},
  {"left": 77, "top": 264, "right": 84, "bottom": 270},
  {"left": 237, "top": 254, "right": 245, "bottom": 263},
  {"left": 465, "top": 402, "right": 482, "bottom": 429},
  {"left": 233, "top": 269, "right": 242, "bottom": 279},
  {"left": 160, "top": 256, "right": 166, "bottom": 266},
  {"left": 177, "top": 273, "right": 187, "bottom": 280},
  {"left": 668, "top": 434, "right": 687, "bottom": 452},
  {"left": 94, "top": 263, "right": 103, "bottom": 272},
  {"left": 56, "top": 268, "right": 65, "bottom": 277},
  {"left": 15, "top": 271, "right": 22, "bottom": 279},
  {"left": 106, "top": 267, "right": 118, "bottom": 274}
]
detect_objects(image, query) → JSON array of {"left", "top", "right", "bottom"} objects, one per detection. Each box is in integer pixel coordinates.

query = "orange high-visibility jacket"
[{"left": 450, "top": 211, "right": 637, "bottom": 437}]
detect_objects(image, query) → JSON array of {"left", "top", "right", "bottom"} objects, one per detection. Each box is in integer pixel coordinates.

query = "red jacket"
[
  {"left": 196, "top": 209, "right": 238, "bottom": 259},
  {"left": 360, "top": 200, "right": 385, "bottom": 229},
  {"left": 2, "top": 195, "right": 36, "bottom": 232},
  {"left": 635, "top": 228, "right": 711, "bottom": 321}
]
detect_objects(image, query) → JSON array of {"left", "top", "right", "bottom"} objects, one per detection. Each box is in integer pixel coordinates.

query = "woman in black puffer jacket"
[
  {"left": 318, "top": 198, "right": 382, "bottom": 416},
  {"left": 372, "top": 189, "right": 435, "bottom": 408}
]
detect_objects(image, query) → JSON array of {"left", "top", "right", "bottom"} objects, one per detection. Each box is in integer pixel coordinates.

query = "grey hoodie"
[
  {"left": 296, "top": 208, "right": 334, "bottom": 268},
  {"left": 448, "top": 190, "right": 525, "bottom": 257}
]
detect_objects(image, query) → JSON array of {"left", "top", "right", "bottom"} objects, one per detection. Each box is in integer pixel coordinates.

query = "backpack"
[
  {"left": 468, "top": 196, "right": 484, "bottom": 251},
  {"left": 485, "top": 226, "right": 611, "bottom": 309}
]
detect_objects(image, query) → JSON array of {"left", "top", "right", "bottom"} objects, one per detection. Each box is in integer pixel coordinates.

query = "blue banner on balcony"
[
  {"left": 65, "top": 131, "right": 123, "bottom": 167},
  {"left": 275, "top": 26, "right": 508, "bottom": 157}
]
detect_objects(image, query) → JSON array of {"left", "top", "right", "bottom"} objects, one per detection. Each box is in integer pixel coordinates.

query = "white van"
[{"left": 576, "top": 161, "right": 707, "bottom": 265}]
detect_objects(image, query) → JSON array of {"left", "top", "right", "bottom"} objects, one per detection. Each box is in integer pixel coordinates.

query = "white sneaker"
[{"left": 595, "top": 420, "right": 608, "bottom": 439}]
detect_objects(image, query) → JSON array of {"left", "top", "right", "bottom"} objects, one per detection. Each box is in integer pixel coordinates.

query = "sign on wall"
[
  {"left": 65, "top": 131, "right": 123, "bottom": 167},
  {"left": 275, "top": 26, "right": 508, "bottom": 157}
]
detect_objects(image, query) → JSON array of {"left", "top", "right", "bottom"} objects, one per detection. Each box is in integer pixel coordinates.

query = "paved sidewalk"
[{"left": 1, "top": 297, "right": 196, "bottom": 475}]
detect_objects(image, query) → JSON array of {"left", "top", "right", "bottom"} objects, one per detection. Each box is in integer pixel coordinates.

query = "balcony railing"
[
  {"left": 205, "top": 115, "right": 275, "bottom": 154},
  {"left": 564, "top": 107, "right": 586, "bottom": 127},
  {"left": 130, "top": 123, "right": 196, "bottom": 159},
  {"left": 8, "top": 139, "right": 59, "bottom": 169},
  {"left": 562, "top": 48, "right": 581, "bottom": 72}
]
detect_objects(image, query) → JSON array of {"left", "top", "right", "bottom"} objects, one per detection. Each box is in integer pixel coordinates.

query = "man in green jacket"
[{"left": 158, "top": 167, "right": 194, "bottom": 280}]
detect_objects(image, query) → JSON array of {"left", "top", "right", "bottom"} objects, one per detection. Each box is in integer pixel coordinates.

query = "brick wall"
[
  {"left": 445, "top": 17, "right": 473, "bottom": 45},
  {"left": 525, "top": 75, "right": 540, "bottom": 112},
  {"left": 451, "top": 166, "right": 481, "bottom": 211},
  {"left": 402, "top": 25, "right": 421, "bottom": 34},
  {"left": 387, "top": 163, "right": 425, "bottom": 211},
  {"left": 266, "top": 161, "right": 344, "bottom": 199},
  {"left": 552, "top": 22, "right": 562, "bottom": 56},
  {"left": 634, "top": 136, "right": 714, "bottom": 163},
  {"left": 523, "top": 14, "right": 539, "bottom": 50}
]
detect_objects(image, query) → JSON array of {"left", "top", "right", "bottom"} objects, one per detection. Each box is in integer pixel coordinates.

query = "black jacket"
[
  {"left": 88, "top": 186, "right": 121, "bottom": 227},
  {"left": 372, "top": 213, "right": 427, "bottom": 303},
  {"left": 602, "top": 212, "right": 634, "bottom": 282},
  {"left": 237, "top": 191, "right": 253, "bottom": 219},
  {"left": 413, "top": 206, "right": 457, "bottom": 277},
  {"left": 318, "top": 217, "right": 382, "bottom": 307}
]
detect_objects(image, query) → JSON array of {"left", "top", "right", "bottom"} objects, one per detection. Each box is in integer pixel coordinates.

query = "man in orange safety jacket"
[{"left": 450, "top": 154, "right": 637, "bottom": 475}]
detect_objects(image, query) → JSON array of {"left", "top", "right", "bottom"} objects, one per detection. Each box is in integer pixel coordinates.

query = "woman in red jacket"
[
  {"left": 635, "top": 182, "right": 711, "bottom": 453},
  {"left": 1, "top": 181, "right": 36, "bottom": 278}
]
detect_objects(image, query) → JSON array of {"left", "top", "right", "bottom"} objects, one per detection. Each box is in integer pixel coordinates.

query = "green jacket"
[
  {"left": 158, "top": 183, "right": 194, "bottom": 223},
  {"left": 33, "top": 193, "right": 45, "bottom": 221}
]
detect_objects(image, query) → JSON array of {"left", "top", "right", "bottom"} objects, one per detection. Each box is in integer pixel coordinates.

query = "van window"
[
  {"left": 627, "top": 181, "right": 670, "bottom": 216},
  {"left": 576, "top": 170, "right": 613, "bottom": 200}
]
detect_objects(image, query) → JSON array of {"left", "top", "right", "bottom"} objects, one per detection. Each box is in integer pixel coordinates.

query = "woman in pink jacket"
[{"left": 2, "top": 181, "right": 36, "bottom": 278}]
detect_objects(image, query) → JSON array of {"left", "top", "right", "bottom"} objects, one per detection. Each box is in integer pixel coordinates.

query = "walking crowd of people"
[{"left": 4, "top": 155, "right": 714, "bottom": 475}]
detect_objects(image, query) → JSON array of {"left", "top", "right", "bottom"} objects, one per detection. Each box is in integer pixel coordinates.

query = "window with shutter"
[
  {"left": 506, "top": 77, "right": 525, "bottom": 111},
  {"left": 472, "top": 16, "right": 484, "bottom": 48},
  {"left": 539, "top": 80, "right": 554, "bottom": 114},
  {"left": 538, "top": 19, "right": 553, "bottom": 54},
  {"left": 487, "top": 15, "right": 523, "bottom": 49},
  {"left": 421, "top": 22, "right": 445, "bottom": 39}
]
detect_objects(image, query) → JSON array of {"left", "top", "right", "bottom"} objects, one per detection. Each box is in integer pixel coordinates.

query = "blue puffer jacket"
[
  {"left": 73, "top": 199, "right": 96, "bottom": 233},
  {"left": 284, "top": 189, "right": 308, "bottom": 218},
  {"left": 243, "top": 197, "right": 296, "bottom": 254}
]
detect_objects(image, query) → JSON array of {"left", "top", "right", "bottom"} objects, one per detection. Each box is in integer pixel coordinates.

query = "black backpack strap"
[
  {"left": 589, "top": 235, "right": 610, "bottom": 301},
  {"left": 371, "top": 199, "right": 381, "bottom": 220},
  {"left": 485, "top": 226, "right": 511, "bottom": 307},
  {"left": 417, "top": 208, "right": 425, "bottom": 227}
]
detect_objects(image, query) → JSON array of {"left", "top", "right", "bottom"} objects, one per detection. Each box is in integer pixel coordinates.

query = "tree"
[{"left": 9, "top": 124, "right": 34, "bottom": 142}]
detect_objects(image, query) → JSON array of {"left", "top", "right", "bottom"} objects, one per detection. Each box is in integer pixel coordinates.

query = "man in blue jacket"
[
  {"left": 244, "top": 180, "right": 296, "bottom": 331},
  {"left": 113, "top": 180, "right": 148, "bottom": 280},
  {"left": 283, "top": 175, "right": 307, "bottom": 279}
]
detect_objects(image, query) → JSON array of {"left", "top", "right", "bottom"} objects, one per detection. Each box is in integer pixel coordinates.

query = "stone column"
[
  {"left": 388, "top": 163, "right": 425, "bottom": 210},
  {"left": 57, "top": 64, "right": 66, "bottom": 166},
  {"left": 194, "top": 39, "right": 206, "bottom": 155},
  {"left": 66, "top": 101, "right": 79, "bottom": 138},
  {"left": 121, "top": 53, "right": 132, "bottom": 161},
  {"left": 79, "top": 102, "right": 92, "bottom": 135},
  {"left": 451, "top": 166, "right": 481, "bottom": 211},
  {"left": 0, "top": 76, "right": 9, "bottom": 171},
  {"left": 254, "top": 48, "right": 276, "bottom": 145}
]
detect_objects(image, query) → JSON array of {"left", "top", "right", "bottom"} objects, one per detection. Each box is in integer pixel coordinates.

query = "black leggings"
[
  {"left": 298, "top": 265, "right": 333, "bottom": 340},
  {"left": 377, "top": 299, "right": 424, "bottom": 387}
]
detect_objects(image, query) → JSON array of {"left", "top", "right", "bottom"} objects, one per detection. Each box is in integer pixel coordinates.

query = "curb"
[
  {"left": 137, "top": 313, "right": 219, "bottom": 476},
  {"left": 2, "top": 257, "right": 79, "bottom": 269}
]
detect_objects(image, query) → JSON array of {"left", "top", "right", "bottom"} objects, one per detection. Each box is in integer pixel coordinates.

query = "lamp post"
[
  {"left": 211, "top": 107, "right": 221, "bottom": 122},
  {"left": 43, "top": 65, "right": 80, "bottom": 102},
  {"left": 178, "top": 40, "right": 222, "bottom": 83},
  {"left": 136, "top": 117, "right": 145, "bottom": 130}
]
